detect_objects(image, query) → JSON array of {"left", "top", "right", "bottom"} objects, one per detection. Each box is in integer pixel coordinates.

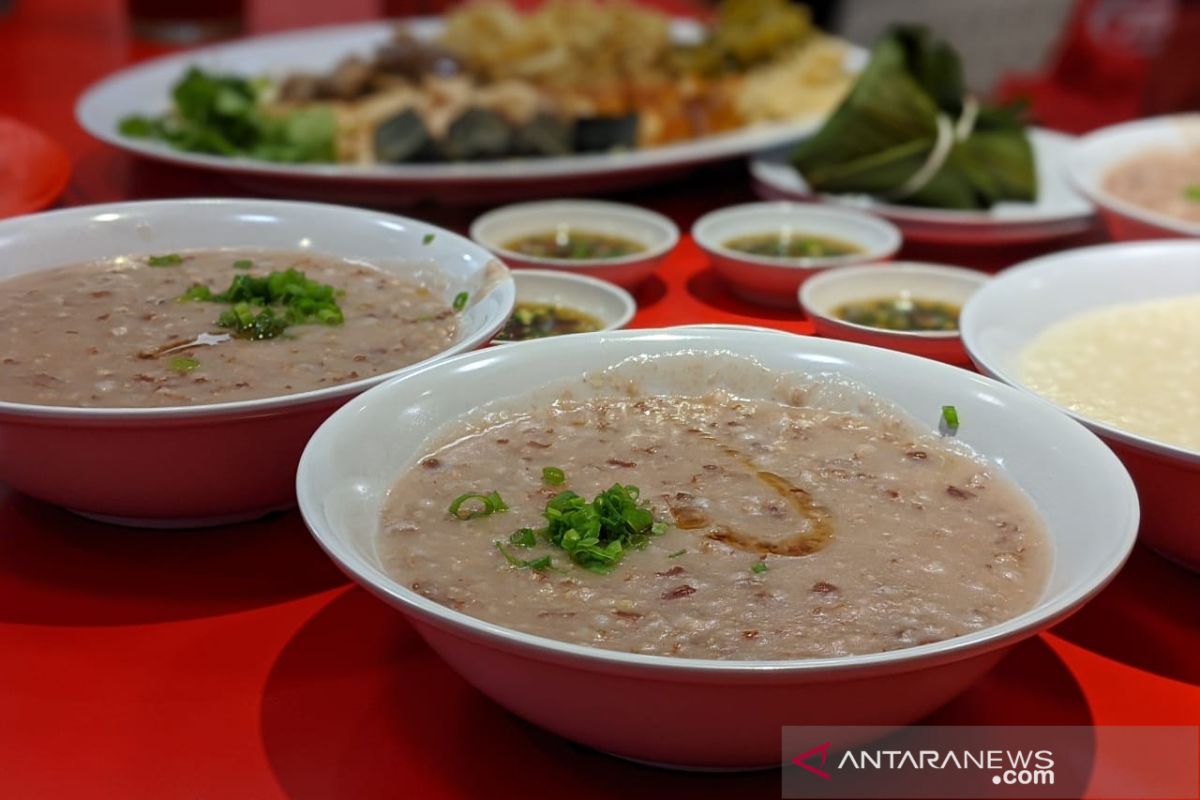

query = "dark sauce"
[{"left": 494, "top": 301, "right": 603, "bottom": 341}]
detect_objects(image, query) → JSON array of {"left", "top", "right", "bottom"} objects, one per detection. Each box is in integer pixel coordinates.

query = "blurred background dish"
[
  {"left": 1066, "top": 113, "right": 1200, "bottom": 240},
  {"left": 470, "top": 200, "right": 678, "bottom": 290},
  {"left": 692, "top": 201, "right": 901, "bottom": 307},
  {"left": 491, "top": 269, "right": 636, "bottom": 344},
  {"left": 800, "top": 261, "right": 987, "bottom": 364},
  {"left": 751, "top": 128, "right": 1095, "bottom": 244},
  {"left": 0, "top": 116, "right": 71, "bottom": 218},
  {"left": 962, "top": 239, "right": 1200, "bottom": 570}
]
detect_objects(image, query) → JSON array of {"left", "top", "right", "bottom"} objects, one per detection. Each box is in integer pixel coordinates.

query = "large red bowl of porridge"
[
  {"left": 1067, "top": 114, "right": 1200, "bottom": 240},
  {"left": 0, "top": 199, "right": 513, "bottom": 526},
  {"left": 297, "top": 327, "right": 1138, "bottom": 769}
]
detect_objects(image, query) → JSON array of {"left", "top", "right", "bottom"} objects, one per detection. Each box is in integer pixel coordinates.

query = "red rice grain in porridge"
[
  {"left": 378, "top": 384, "right": 1050, "bottom": 661},
  {"left": 0, "top": 249, "right": 458, "bottom": 407}
]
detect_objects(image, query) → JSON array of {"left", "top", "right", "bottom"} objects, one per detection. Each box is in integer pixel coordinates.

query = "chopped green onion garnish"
[
  {"left": 750, "top": 561, "right": 768, "bottom": 574},
  {"left": 509, "top": 527, "right": 537, "bottom": 547},
  {"left": 542, "top": 466, "right": 566, "bottom": 485},
  {"left": 941, "top": 405, "right": 959, "bottom": 430},
  {"left": 422, "top": 233, "right": 436, "bottom": 245},
  {"left": 667, "top": 548, "right": 686, "bottom": 559},
  {"left": 495, "top": 542, "right": 553, "bottom": 570},
  {"left": 178, "top": 268, "right": 345, "bottom": 340},
  {"left": 233, "top": 259, "right": 253, "bottom": 270},
  {"left": 178, "top": 284, "right": 212, "bottom": 302},
  {"left": 168, "top": 355, "right": 199, "bottom": 374},
  {"left": 452, "top": 291, "right": 469, "bottom": 312},
  {"left": 508, "top": 484, "right": 666, "bottom": 574},
  {"left": 1184, "top": 184, "right": 1200, "bottom": 202},
  {"left": 448, "top": 490, "right": 508, "bottom": 520},
  {"left": 147, "top": 254, "right": 183, "bottom": 267}
]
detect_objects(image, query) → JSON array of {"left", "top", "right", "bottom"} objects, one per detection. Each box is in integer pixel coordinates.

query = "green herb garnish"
[
  {"left": 422, "top": 233, "right": 436, "bottom": 245},
  {"left": 667, "top": 549, "right": 686, "bottom": 559},
  {"left": 751, "top": 561, "right": 768, "bottom": 574},
  {"left": 542, "top": 466, "right": 566, "bottom": 485},
  {"left": 509, "top": 527, "right": 538, "bottom": 547},
  {"left": 118, "top": 67, "right": 336, "bottom": 164},
  {"left": 495, "top": 542, "right": 553, "bottom": 570},
  {"left": 512, "top": 484, "right": 667, "bottom": 574},
  {"left": 453, "top": 291, "right": 469, "bottom": 312},
  {"left": 1185, "top": 185, "right": 1200, "bottom": 202},
  {"left": 147, "top": 254, "right": 183, "bottom": 267},
  {"left": 941, "top": 404, "right": 959, "bottom": 430},
  {"left": 168, "top": 355, "right": 199, "bottom": 374},
  {"left": 448, "top": 490, "right": 509, "bottom": 520},
  {"left": 233, "top": 259, "right": 253, "bottom": 270},
  {"left": 180, "top": 268, "right": 344, "bottom": 340}
]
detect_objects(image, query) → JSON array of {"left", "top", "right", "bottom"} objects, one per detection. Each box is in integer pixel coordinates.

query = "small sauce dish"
[
  {"left": 470, "top": 200, "right": 679, "bottom": 289},
  {"left": 692, "top": 201, "right": 901, "bottom": 308},
  {"left": 491, "top": 269, "right": 636, "bottom": 344},
  {"left": 800, "top": 261, "right": 988, "bottom": 364}
]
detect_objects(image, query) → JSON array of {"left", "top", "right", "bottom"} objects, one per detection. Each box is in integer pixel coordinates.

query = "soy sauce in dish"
[
  {"left": 494, "top": 301, "right": 603, "bottom": 341},
  {"left": 725, "top": 232, "right": 862, "bottom": 259},
  {"left": 834, "top": 295, "right": 960, "bottom": 332},
  {"left": 504, "top": 228, "right": 644, "bottom": 260}
]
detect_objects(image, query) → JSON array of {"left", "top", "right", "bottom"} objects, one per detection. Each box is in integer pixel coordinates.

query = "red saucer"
[{"left": 0, "top": 116, "right": 71, "bottom": 218}]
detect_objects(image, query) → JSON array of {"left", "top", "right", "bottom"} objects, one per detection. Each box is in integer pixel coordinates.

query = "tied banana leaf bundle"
[{"left": 790, "top": 25, "right": 1036, "bottom": 210}]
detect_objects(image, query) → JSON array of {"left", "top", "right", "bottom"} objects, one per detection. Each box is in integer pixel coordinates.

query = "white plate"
[
  {"left": 77, "top": 19, "right": 866, "bottom": 205},
  {"left": 750, "top": 127, "right": 1095, "bottom": 245}
]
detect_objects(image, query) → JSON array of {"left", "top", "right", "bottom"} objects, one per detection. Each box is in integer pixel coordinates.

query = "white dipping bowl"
[
  {"left": 962, "top": 240, "right": 1200, "bottom": 570},
  {"left": 1067, "top": 114, "right": 1200, "bottom": 240},
  {"left": 800, "top": 262, "right": 988, "bottom": 365},
  {"left": 692, "top": 202, "right": 902, "bottom": 308},
  {"left": 470, "top": 200, "right": 679, "bottom": 290},
  {"left": 0, "top": 199, "right": 514, "bottom": 527},
  {"left": 491, "top": 269, "right": 636, "bottom": 345},
  {"left": 297, "top": 327, "right": 1137, "bottom": 769}
]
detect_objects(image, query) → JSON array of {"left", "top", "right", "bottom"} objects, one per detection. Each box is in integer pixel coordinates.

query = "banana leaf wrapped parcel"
[{"left": 790, "top": 25, "right": 1035, "bottom": 210}]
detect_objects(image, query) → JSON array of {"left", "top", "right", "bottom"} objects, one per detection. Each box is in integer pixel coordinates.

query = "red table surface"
[{"left": 1, "top": 1, "right": 1198, "bottom": 798}]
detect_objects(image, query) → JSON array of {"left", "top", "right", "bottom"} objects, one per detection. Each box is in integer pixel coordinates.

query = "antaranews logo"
[{"left": 781, "top": 725, "right": 1200, "bottom": 800}]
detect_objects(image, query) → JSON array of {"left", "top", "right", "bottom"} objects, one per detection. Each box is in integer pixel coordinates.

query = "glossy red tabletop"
[{"left": 1, "top": 1, "right": 1198, "bottom": 798}]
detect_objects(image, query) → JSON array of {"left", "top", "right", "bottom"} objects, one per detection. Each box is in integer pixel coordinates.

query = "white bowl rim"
[
  {"left": 297, "top": 326, "right": 1139, "bottom": 676},
  {"left": 1066, "top": 114, "right": 1200, "bottom": 238},
  {"left": 961, "top": 238, "right": 1200, "bottom": 465},
  {"left": 470, "top": 199, "right": 680, "bottom": 268},
  {"left": 800, "top": 262, "right": 989, "bottom": 342},
  {"left": 503, "top": 268, "right": 637, "bottom": 334},
  {"left": 692, "top": 200, "right": 903, "bottom": 269},
  {"left": 0, "top": 198, "right": 515, "bottom": 421}
]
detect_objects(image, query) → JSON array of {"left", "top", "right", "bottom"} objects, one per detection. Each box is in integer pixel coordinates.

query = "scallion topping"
[
  {"left": 168, "top": 355, "right": 199, "bottom": 374},
  {"left": 147, "top": 253, "right": 183, "bottom": 267},
  {"left": 452, "top": 291, "right": 469, "bottom": 312},
  {"left": 495, "top": 542, "right": 553, "bottom": 570},
  {"left": 510, "top": 484, "right": 667, "bottom": 574},
  {"left": 751, "top": 561, "right": 768, "bottom": 574},
  {"left": 509, "top": 527, "right": 537, "bottom": 547},
  {"left": 448, "top": 490, "right": 509, "bottom": 520},
  {"left": 542, "top": 466, "right": 565, "bottom": 485},
  {"left": 667, "top": 548, "right": 686, "bottom": 559},
  {"left": 233, "top": 259, "right": 253, "bottom": 269},
  {"left": 177, "top": 268, "right": 344, "bottom": 340},
  {"left": 941, "top": 404, "right": 959, "bottom": 430},
  {"left": 1184, "top": 184, "right": 1200, "bottom": 202},
  {"left": 422, "top": 233, "right": 436, "bottom": 245}
]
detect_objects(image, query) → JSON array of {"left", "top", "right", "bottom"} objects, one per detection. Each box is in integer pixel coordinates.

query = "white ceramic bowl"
[
  {"left": 692, "top": 201, "right": 902, "bottom": 308},
  {"left": 490, "top": 269, "right": 636, "bottom": 345},
  {"left": 962, "top": 240, "right": 1200, "bottom": 570},
  {"left": 297, "top": 327, "right": 1137, "bottom": 769},
  {"left": 470, "top": 200, "right": 679, "bottom": 289},
  {"left": 1067, "top": 114, "right": 1200, "bottom": 240},
  {"left": 0, "top": 199, "right": 514, "bottom": 527},
  {"left": 800, "top": 262, "right": 988, "bottom": 365}
]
